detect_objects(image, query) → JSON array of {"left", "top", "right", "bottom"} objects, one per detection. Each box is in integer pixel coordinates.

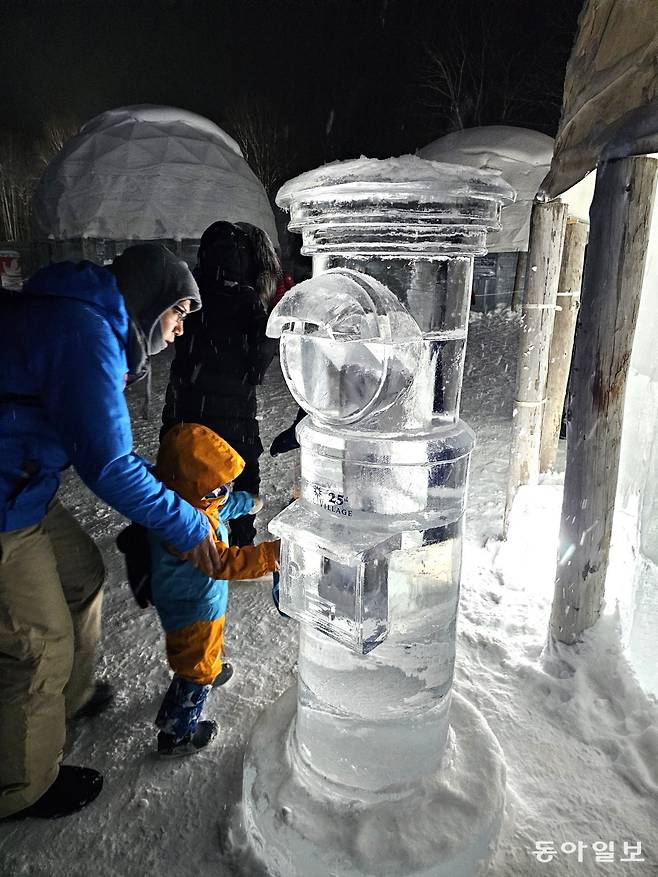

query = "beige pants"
[{"left": 0, "top": 499, "right": 105, "bottom": 817}]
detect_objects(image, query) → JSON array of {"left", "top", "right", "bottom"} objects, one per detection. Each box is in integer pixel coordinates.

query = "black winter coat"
[{"left": 162, "top": 278, "right": 277, "bottom": 448}]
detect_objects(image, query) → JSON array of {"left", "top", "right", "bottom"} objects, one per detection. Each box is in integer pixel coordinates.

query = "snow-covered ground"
[{"left": 1, "top": 309, "right": 656, "bottom": 876}]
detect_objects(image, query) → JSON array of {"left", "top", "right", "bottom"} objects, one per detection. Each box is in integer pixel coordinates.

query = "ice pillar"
[{"left": 242, "top": 157, "right": 514, "bottom": 877}]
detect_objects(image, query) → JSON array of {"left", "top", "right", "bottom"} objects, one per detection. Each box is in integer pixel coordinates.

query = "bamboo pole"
[
  {"left": 504, "top": 200, "right": 568, "bottom": 533},
  {"left": 539, "top": 219, "right": 589, "bottom": 473},
  {"left": 551, "top": 156, "right": 658, "bottom": 645},
  {"left": 511, "top": 250, "right": 527, "bottom": 312}
]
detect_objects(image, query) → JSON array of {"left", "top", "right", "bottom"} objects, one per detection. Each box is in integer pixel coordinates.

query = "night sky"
[{"left": 2, "top": 0, "right": 583, "bottom": 183}]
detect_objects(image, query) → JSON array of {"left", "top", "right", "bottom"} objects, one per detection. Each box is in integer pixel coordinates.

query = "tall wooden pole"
[
  {"left": 504, "top": 200, "right": 568, "bottom": 532},
  {"left": 551, "top": 156, "right": 658, "bottom": 645},
  {"left": 539, "top": 219, "right": 589, "bottom": 473}
]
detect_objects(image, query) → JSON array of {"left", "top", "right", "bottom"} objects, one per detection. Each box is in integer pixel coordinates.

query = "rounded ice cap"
[
  {"left": 276, "top": 155, "right": 515, "bottom": 259},
  {"left": 277, "top": 154, "right": 515, "bottom": 211}
]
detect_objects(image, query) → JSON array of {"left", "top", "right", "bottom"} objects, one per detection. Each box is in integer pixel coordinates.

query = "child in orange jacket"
[{"left": 150, "top": 423, "right": 279, "bottom": 757}]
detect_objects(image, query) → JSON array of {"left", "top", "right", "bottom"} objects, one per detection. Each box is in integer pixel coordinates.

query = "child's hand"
[{"left": 250, "top": 495, "right": 264, "bottom": 515}]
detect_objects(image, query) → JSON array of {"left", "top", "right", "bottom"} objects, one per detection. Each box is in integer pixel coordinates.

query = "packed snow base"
[
  {"left": 0, "top": 310, "right": 656, "bottom": 876},
  {"left": 243, "top": 687, "right": 505, "bottom": 877}
]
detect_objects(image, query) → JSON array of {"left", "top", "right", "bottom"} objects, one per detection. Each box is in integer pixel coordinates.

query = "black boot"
[
  {"left": 212, "top": 662, "right": 234, "bottom": 688},
  {"left": 6, "top": 766, "right": 103, "bottom": 819},
  {"left": 73, "top": 681, "right": 115, "bottom": 720},
  {"left": 157, "top": 720, "right": 218, "bottom": 758}
]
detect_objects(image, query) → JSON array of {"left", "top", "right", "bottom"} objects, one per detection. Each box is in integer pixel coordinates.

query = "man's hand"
[{"left": 174, "top": 523, "right": 222, "bottom": 578}]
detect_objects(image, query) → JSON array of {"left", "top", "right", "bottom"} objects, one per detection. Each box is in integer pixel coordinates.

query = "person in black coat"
[{"left": 161, "top": 221, "right": 280, "bottom": 546}]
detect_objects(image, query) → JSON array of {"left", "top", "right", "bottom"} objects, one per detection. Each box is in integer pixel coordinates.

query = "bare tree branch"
[
  {"left": 36, "top": 116, "right": 80, "bottom": 167},
  {"left": 223, "top": 99, "right": 297, "bottom": 198},
  {"left": 420, "top": 1, "right": 577, "bottom": 136},
  {"left": 0, "top": 117, "right": 79, "bottom": 243},
  {"left": 0, "top": 133, "right": 35, "bottom": 242}
]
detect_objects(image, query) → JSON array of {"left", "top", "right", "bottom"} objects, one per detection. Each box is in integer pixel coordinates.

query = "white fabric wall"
[
  {"left": 33, "top": 105, "right": 278, "bottom": 245},
  {"left": 419, "top": 126, "right": 554, "bottom": 252}
]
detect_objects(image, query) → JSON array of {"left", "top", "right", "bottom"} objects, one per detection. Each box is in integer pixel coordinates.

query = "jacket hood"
[
  {"left": 23, "top": 261, "right": 128, "bottom": 338},
  {"left": 196, "top": 221, "right": 259, "bottom": 297},
  {"left": 155, "top": 423, "right": 245, "bottom": 507},
  {"left": 110, "top": 244, "right": 201, "bottom": 354}
]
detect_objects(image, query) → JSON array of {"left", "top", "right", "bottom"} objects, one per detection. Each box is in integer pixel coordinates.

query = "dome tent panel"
[
  {"left": 420, "top": 125, "right": 554, "bottom": 253},
  {"left": 420, "top": 126, "right": 554, "bottom": 311},
  {"left": 33, "top": 104, "right": 278, "bottom": 257},
  {"left": 78, "top": 104, "right": 244, "bottom": 157}
]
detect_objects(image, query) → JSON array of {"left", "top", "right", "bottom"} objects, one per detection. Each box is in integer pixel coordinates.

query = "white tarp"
[
  {"left": 33, "top": 105, "right": 278, "bottom": 245},
  {"left": 419, "top": 126, "right": 554, "bottom": 252},
  {"left": 541, "top": 0, "right": 658, "bottom": 199}
]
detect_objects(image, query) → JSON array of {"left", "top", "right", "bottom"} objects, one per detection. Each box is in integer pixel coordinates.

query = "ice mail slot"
[{"left": 270, "top": 501, "right": 402, "bottom": 654}]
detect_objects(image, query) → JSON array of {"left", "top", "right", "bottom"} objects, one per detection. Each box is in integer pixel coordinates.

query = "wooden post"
[
  {"left": 504, "top": 200, "right": 568, "bottom": 532},
  {"left": 511, "top": 250, "right": 527, "bottom": 312},
  {"left": 539, "top": 219, "right": 589, "bottom": 473},
  {"left": 551, "top": 156, "right": 658, "bottom": 645}
]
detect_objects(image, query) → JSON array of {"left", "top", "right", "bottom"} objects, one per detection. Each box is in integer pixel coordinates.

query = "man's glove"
[
  {"left": 269, "top": 407, "right": 306, "bottom": 456},
  {"left": 269, "top": 424, "right": 300, "bottom": 457},
  {"left": 271, "top": 571, "right": 289, "bottom": 618}
]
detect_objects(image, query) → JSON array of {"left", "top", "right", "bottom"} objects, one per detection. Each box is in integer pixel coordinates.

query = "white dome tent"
[
  {"left": 420, "top": 126, "right": 554, "bottom": 311},
  {"left": 32, "top": 104, "right": 278, "bottom": 266},
  {"left": 420, "top": 126, "right": 554, "bottom": 252}
]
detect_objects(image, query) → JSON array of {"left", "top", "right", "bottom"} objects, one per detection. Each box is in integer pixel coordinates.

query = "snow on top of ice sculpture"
[{"left": 277, "top": 154, "right": 515, "bottom": 209}]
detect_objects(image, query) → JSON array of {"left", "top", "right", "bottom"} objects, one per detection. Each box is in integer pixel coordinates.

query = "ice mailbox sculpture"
[{"left": 243, "top": 157, "right": 514, "bottom": 877}]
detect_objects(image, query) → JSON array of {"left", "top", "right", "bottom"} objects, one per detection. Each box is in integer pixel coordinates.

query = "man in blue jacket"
[{"left": 0, "top": 244, "right": 223, "bottom": 820}]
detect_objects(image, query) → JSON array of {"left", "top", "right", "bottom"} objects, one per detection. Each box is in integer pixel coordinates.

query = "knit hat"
[{"left": 111, "top": 244, "right": 201, "bottom": 360}]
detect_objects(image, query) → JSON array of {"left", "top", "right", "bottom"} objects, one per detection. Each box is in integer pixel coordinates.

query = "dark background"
[{"left": 2, "top": 0, "right": 584, "bottom": 187}]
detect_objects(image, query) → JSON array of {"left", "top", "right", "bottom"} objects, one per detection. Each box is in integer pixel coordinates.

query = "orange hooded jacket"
[{"left": 155, "top": 423, "right": 278, "bottom": 581}]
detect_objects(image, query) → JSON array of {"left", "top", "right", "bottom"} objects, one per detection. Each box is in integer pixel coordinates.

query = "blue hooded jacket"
[
  {"left": 150, "top": 490, "right": 257, "bottom": 631},
  {"left": 0, "top": 260, "right": 208, "bottom": 550}
]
